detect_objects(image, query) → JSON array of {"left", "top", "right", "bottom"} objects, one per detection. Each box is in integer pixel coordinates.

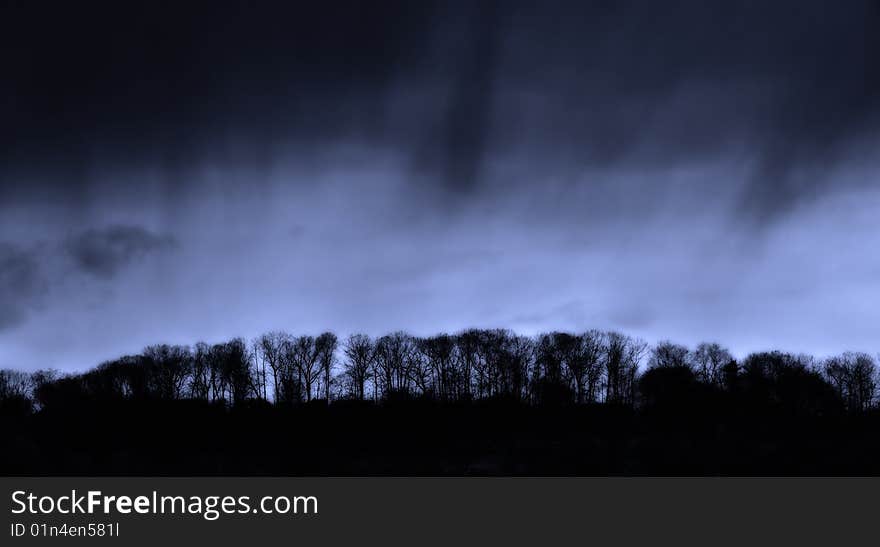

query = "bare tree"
[
  {"left": 257, "top": 331, "right": 290, "bottom": 403},
  {"left": 374, "top": 332, "right": 416, "bottom": 399},
  {"left": 190, "top": 342, "right": 212, "bottom": 401},
  {"left": 471, "top": 331, "right": 494, "bottom": 398},
  {"left": 210, "top": 339, "right": 253, "bottom": 405},
  {"left": 316, "top": 332, "right": 338, "bottom": 402},
  {"left": 535, "top": 332, "right": 566, "bottom": 387},
  {"left": 504, "top": 333, "right": 534, "bottom": 402},
  {"left": 0, "top": 369, "right": 32, "bottom": 400},
  {"left": 648, "top": 341, "right": 691, "bottom": 370},
  {"left": 143, "top": 344, "right": 193, "bottom": 399},
  {"left": 565, "top": 330, "right": 604, "bottom": 404},
  {"left": 603, "top": 332, "right": 645, "bottom": 405},
  {"left": 420, "top": 334, "right": 457, "bottom": 400},
  {"left": 692, "top": 342, "right": 733, "bottom": 386},
  {"left": 342, "top": 334, "right": 375, "bottom": 400},
  {"left": 824, "top": 352, "right": 878, "bottom": 412},
  {"left": 454, "top": 329, "right": 481, "bottom": 400},
  {"left": 408, "top": 341, "right": 433, "bottom": 397},
  {"left": 28, "top": 369, "right": 58, "bottom": 410},
  {"left": 275, "top": 337, "right": 304, "bottom": 405},
  {"left": 287, "top": 336, "right": 322, "bottom": 402}
]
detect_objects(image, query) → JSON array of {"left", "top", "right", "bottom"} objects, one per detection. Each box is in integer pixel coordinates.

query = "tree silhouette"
[
  {"left": 342, "top": 334, "right": 374, "bottom": 401},
  {"left": 603, "top": 332, "right": 644, "bottom": 405},
  {"left": 648, "top": 340, "right": 691, "bottom": 370},
  {"left": 824, "top": 352, "right": 878, "bottom": 413},
  {"left": 316, "top": 332, "right": 338, "bottom": 402},
  {"left": 692, "top": 342, "right": 734, "bottom": 386},
  {"left": 5, "top": 327, "right": 880, "bottom": 475}
]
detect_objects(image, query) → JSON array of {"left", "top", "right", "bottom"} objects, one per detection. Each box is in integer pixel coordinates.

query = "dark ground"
[{"left": 3, "top": 399, "right": 879, "bottom": 475}]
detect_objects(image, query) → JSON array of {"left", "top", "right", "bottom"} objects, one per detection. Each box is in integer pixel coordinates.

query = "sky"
[{"left": 1, "top": 1, "right": 879, "bottom": 372}]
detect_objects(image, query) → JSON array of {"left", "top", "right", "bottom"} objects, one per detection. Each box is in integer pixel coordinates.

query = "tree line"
[{"left": 1, "top": 329, "right": 878, "bottom": 415}]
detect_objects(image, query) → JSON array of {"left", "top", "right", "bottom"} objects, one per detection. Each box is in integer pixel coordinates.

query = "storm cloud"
[
  {"left": 1, "top": 1, "right": 879, "bottom": 371},
  {"left": 0, "top": 243, "right": 47, "bottom": 330},
  {"left": 65, "top": 225, "right": 176, "bottom": 280},
  {"left": 4, "top": 1, "right": 879, "bottom": 207}
]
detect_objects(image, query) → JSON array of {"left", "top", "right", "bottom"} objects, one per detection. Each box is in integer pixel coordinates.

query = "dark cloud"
[
  {"left": 2, "top": 1, "right": 880, "bottom": 371},
  {"left": 0, "top": 243, "right": 47, "bottom": 330},
  {"left": 413, "top": 1, "right": 505, "bottom": 194},
  {"left": 2, "top": 1, "right": 878, "bottom": 218},
  {"left": 65, "top": 226, "right": 176, "bottom": 279}
]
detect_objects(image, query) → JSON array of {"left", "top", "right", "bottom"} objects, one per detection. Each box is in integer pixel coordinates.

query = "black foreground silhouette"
[{"left": 2, "top": 329, "right": 878, "bottom": 475}]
